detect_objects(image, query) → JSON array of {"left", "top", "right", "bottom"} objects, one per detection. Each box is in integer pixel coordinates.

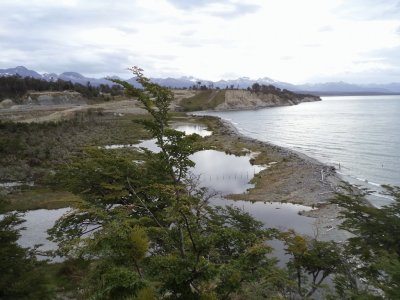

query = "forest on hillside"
[{"left": 0, "top": 75, "right": 123, "bottom": 101}]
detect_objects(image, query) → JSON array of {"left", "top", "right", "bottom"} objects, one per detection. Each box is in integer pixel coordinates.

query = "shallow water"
[
  {"left": 135, "top": 138, "right": 265, "bottom": 195},
  {"left": 173, "top": 124, "right": 212, "bottom": 137},
  {"left": 211, "top": 198, "right": 314, "bottom": 235},
  {"left": 191, "top": 150, "right": 265, "bottom": 194},
  {"left": 17, "top": 208, "right": 70, "bottom": 261},
  {"left": 134, "top": 127, "right": 314, "bottom": 234},
  {"left": 196, "top": 95, "right": 400, "bottom": 207},
  {"left": 18, "top": 124, "right": 314, "bottom": 258},
  {"left": 0, "top": 181, "right": 34, "bottom": 188}
]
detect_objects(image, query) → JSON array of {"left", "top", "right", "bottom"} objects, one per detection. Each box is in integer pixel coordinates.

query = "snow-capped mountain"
[
  {"left": 1, "top": 66, "right": 400, "bottom": 94},
  {"left": 0, "top": 66, "right": 42, "bottom": 79}
]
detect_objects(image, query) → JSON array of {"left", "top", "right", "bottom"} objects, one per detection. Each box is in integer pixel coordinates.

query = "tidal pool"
[
  {"left": 135, "top": 139, "right": 265, "bottom": 195},
  {"left": 18, "top": 124, "right": 314, "bottom": 260},
  {"left": 211, "top": 198, "right": 314, "bottom": 235},
  {"left": 17, "top": 208, "right": 70, "bottom": 261},
  {"left": 172, "top": 124, "right": 212, "bottom": 137},
  {"left": 103, "top": 123, "right": 212, "bottom": 150},
  {"left": 191, "top": 150, "right": 265, "bottom": 195}
]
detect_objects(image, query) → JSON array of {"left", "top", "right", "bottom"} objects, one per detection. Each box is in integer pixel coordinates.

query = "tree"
[
  {"left": 332, "top": 186, "right": 400, "bottom": 298},
  {"left": 50, "top": 67, "right": 279, "bottom": 299},
  {"left": 251, "top": 82, "right": 260, "bottom": 93},
  {"left": 281, "top": 231, "right": 344, "bottom": 298},
  {"left": 0, "top": 198, "right": 54, "bottom": 299}
]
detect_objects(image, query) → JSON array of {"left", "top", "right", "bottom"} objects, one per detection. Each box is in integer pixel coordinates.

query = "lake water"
[
  {"left": 198, "top": 95, "right": 400, "bottom": 207},
  {"left": 17, "top": 208, "right": 70, "bottom": 261}
]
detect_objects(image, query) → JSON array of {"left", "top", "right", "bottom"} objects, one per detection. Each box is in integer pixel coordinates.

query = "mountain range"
[{"left": 1, "top": 66, "right": 400, "bottom": 95}]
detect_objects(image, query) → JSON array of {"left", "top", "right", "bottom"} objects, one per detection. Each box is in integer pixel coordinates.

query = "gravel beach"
[{"left": 207, "top": 117, "right": 353, "bottom": 242}]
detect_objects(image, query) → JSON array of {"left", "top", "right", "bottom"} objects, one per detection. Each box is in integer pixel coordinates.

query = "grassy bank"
[{"left": 179, "top": 90, "right": 225, "bottom": 111}]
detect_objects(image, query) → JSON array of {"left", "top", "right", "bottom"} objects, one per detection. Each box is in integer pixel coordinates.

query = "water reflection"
[
  {"left": 135, "top": 138, "right": 315, "bottom": 235},
  {"left": 135, "top": 139, "right": 265, "bottom": 195},
  {"left": 211, "top": 198, "right": 314, "bottom": 235},
  {"left": 191, "top": 150, "right": 264, "bottom": 195},
  {"left": 19, "top": 123, "right": 314, "bottom": 260},
  {"left": 172, "top": 124, "right": 212, "bottom": 137},
  {"left": 17, "top": 208, "right": 70, "bottom": 261},
  {"left": 104, "top": 123, "right": 212, "bottom": 151},
  {"left": 195, "top": 96, "right": 400, "bottom": 207}
]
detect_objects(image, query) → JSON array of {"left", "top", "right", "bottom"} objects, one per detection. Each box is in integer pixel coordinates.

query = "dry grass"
[{"left": 179, "top": 90, "right": 226, "bottom": 111}]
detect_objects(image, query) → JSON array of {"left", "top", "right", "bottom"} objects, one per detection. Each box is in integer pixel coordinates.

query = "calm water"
[
  {"left": 134, "top": 130, "right": 314, "bottom": 234},
  {"left": 198, "top": 95, "right": 400, "bottom": 206},
  {"left": 17, "top": 208, "right": 69, "bottom": 261},
  {"left": 19, "top": 127, "right": 314, "bottom": 258}
]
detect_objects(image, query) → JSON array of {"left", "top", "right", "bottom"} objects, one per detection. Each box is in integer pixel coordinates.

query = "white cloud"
[{"left": 0, "top": 0, "right": 399, "bottom": 83}]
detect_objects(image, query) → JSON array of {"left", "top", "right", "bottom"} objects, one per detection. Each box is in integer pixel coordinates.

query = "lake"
[{"left": 197, "top": 95, "right": 400, "bottom": 207}]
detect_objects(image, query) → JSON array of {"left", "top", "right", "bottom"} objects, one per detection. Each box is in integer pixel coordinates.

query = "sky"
[{"left": 0, "top": 0, "right": 399, "bottom": 84}]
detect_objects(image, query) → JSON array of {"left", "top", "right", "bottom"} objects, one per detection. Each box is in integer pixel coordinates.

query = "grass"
[
  {"left": 1, "top": 111, "right": 153, "bottom": 212},
  {"left": 0, "top": 111, "right": 151, "bottom": 182},
  {"left": 3, "top": 187, "right": 81, "bottom": 211},
  {"left": 179, "top": 90, "right": 226, "bottom": 111}
]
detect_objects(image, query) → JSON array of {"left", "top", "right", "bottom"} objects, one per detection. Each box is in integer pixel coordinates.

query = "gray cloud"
[
  {"left": 167, "top": 0, "right": 260, "bottom": 18},
  {"left": 209, "top": 3, "right": 260, "bottom": 18},
  {"left": 167, "top": 0, "right": 226, "bottom": 10},
  {"left": 369, "top": 46, "right": 400, "bottom": 65},
  {"left": 335, "top": 0, "right": 400, "bottom": 20},
  {"left": 0, "top": 0, "right": 399, "bottom": 83}
]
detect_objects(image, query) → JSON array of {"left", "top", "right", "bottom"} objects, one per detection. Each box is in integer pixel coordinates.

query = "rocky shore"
[{"left": 200, "top": 116, "right": 352, "bottom": 242}]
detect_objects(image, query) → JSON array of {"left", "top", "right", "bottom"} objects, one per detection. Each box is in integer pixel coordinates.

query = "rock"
[{"left": 22, "top": 91, "right": 86, "bottom": 106}]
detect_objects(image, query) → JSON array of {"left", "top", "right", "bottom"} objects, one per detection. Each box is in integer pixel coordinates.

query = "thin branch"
[
  {"left": 179, "top": 210, "right": 198, "bottom": 254},
  {"left": 126, "top": 177, "right": 164, "bottom": 228}
]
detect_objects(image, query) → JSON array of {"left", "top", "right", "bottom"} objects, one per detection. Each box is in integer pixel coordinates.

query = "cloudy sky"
[{"left": 1, "top": 0, "right": 399, "bottom": 83}]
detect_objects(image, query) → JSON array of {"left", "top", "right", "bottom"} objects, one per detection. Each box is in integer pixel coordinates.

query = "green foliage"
[
  {"left": 0, "top": 198, "right": 54, "bottom": 299},
  {"left": 129, "top": 226, "right": 149, "bottom": 261},
  {"left": 332, "top": 186, "right": 400, "bottom": 298},
  {"left": 250, "top": 82, "right": 317, "bottom": 101},
  {"left": 0, "top": 112, "right": 150, "bottom": 184},
  {"left": 281, "top": 231, "right": 344, "bottom": 298},
  {"left": 0, "top": 75, "right": 123, "bottom": 101},
  {"left": 50, "top": 67, "right": 280, "bottom": 299}
]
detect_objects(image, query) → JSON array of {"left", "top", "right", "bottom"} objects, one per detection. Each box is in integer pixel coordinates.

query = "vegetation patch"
[
  {"left": 179, "top": 90, "right": 226, "bottom": 111},
  {"left": 2, "top": 188, "right": 81, "bottom": 211},
  {"left": 0, "top": 111, "right": 151, "bottom": 182}
]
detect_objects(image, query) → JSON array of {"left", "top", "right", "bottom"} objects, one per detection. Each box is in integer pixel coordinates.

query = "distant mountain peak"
[
  {"left": 1, "top": 66, "right": 399, "bottom": 94},
  {"left": 60, "top": 72, "right": 86, "bottom": 79}
]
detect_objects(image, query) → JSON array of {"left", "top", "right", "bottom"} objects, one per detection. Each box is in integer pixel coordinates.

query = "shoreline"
[{"left": 193, "top": 114, "right": 353, "bottom": 242}]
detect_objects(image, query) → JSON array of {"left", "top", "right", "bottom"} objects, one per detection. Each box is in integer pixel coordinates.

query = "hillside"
[{"left": 179, "top": 88, "right": 320, "bottom": 111}]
